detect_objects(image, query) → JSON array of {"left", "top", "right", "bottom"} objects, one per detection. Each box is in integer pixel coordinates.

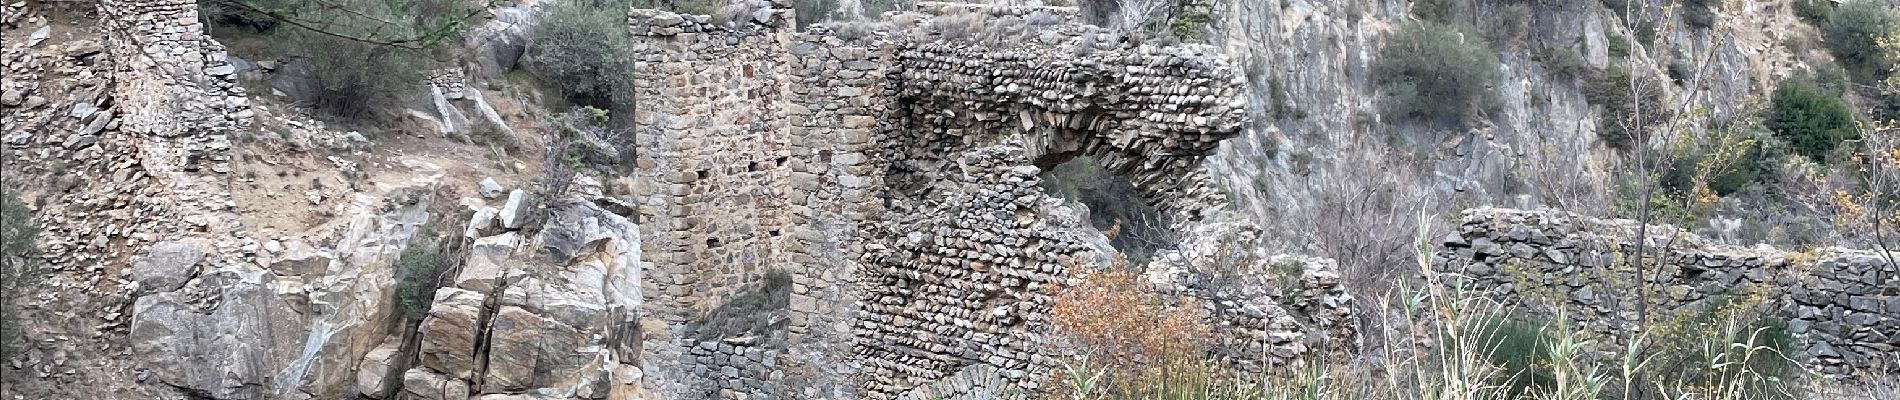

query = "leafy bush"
[
  {"left": 1823, "top": 0, "right": 1898, "bottom": 80},
  {"left": 691, "top": 270, "right": 791, "bottom": 343},
  {"left": 1607, "top": 34, "right": 1631, "bottom": 58},
  {"left": 1052, "top": 267, "right": 1216, "bottom": 396},
  {"left": 1471, "top": 316, "right": 1558, "bottom": 397},
  {"left": 393, "top": 233, "right": 447, "bottom": 320},
  {"left": 527, "top": 0, "right": 639, "bottom": 111},
  {"left": 1, "top": 187, "right": 40, "bottom": 360},
  {"left": 1373, "top": 21, "right": 1502, "bottom": 123},
  {"left": 1171, "top": 8, "right": 1210, "bottom": 42},
  {"left": 279, "top": 30, "right": 430, "bottom": 119},
  {"left": 1767, "top": 75, "right": 1859, "bottom": 163},
  {"left": 1584, "top": 66, "right": 1672, "bottom": 149},
  {"left": 794, "top": 0, "right": 841, "bottom": 27},
  {"left": 1682, "top": 0, "right": 1718, "bottom": 29},
  {"left": 1539, "top": 46, "right": 1590, "bottom": 79},
  {"left": 1794, "top": 0, "right": 1834, "bottom": 25},
  {"left": 215, "top": 0, "right": 479, "bottom": 120}
]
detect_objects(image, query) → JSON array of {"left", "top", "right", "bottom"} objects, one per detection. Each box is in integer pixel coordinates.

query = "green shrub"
[
  {"left": 223, "top": 0, "right": 477, "bottom": 120},
  {"left": 1, "top": 187, "right": 41, "bottom": 360},
  {"left": 1373, "top": 21, "right": 1502, "bottom": 123},
  {"left": 1584, "top": 66, "right": 1671, "bottom": 149},
  {"left": 527, "top": 0, "right": 639, "bottom": 111},
  {"left": 1682, "top": 0, "right": 1718, "bottom": 29},
  {"left": 1171, "top": 8, "right": 1210, "bottom": 42},
  {"left": 1607, "top": 34, "right": 1631, "bottom": 58},
  {"left": 1766, "top": 75, "right": 1859, "bottom": 163},
  {"left": 1823, "top": 0, "right": 1898, "bottom": 80},
  {"left": 1641, "top": 294, "right": 1804, "bottom": 400},
  {"left": 1794, "top": 0, "right": 1834, "bottom": 25},
  {"left": 279, "top": 30, "right": 430, "bottom": 119},
  {"left": 1471, "top": 316, "right": 1558, "bottom": 398},
  {"left": 393, "top": 233, "right": 447, "bottom": 319},
  {"left": 1538, "top": 46, "right": 1589, "bottom": 79},
  {"left": 692, "top": 270, "right": 791, "bottom": 343}
]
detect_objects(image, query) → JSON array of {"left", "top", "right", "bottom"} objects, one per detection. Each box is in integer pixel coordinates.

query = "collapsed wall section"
[
  {"left": 627, "top": 3, "right": 1359, "bottom": 398},
  {"left": 1435, "top": 208, "right": 1899, "bottom": 377}
]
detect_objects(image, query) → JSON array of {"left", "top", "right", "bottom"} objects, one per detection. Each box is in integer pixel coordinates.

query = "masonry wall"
[
  {"left": 626, "top": 3, "right": 1355, "bottom": 398},
  {"left": 776, "top": 31, "right": 899, "bottom": 398},
  {"left": 627, "top": 7, "right": 799, "bottom": 398},
  {"left": 1435, "top": 208, "right": 1899, "bottom": 377}
]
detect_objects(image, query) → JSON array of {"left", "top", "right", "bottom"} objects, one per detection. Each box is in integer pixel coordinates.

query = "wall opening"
[{"left": 1038, "top": 156, "right": 1177, "bottom": 265}]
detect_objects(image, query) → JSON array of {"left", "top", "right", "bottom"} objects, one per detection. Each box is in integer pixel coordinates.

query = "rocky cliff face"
[{"left": 1199, "top": 0, "right": 1824, "bottom": 273}]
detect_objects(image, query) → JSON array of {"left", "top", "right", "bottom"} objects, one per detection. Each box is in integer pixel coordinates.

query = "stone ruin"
[
  {"left": 18, "top": 1, "right": 1888, "bottom": 399},
  {"left": 624, "top": 1, "right": 1355, "bottom": 398},
  {"left": 2, "top": 1, "right": 1355, "bottom": 399},
  {"left": 1435, "top": 208, "right": 1899, "bottom": 377}
]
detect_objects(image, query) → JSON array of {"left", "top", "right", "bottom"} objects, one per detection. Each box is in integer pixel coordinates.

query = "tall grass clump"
[{"left": 1048, "top": 215, "right": 1837, "bottom": 400}]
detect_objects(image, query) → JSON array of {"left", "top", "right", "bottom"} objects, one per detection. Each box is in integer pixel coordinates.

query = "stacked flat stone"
[
  {"left": 894, "top": 364, "right": 1017, "bottom": 400},
  {"left": 625, "top": 2, "right": 1358, "bottom": 398},
  {"left": 914, "top": 1, "right": 1080, "bottom": 23},
  {"left": 1784, "top": 250, "right": 1898, "bottom": 376},
  {"left": 1435, "top": 207, "right": 1897, "bottom": 377},
  {"left": 685, "top": 338, "right": 784, "bottom": 400},
  {"left": 858, "top": 144, "right": 1084, "bottom": 396}
]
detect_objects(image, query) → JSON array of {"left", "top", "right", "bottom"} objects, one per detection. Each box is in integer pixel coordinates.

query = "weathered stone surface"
[
  {"left": 129, "top": 268, "right": 305, "bottom": 399},
  {"left": 129, "top": 240, "right": 207, "bottom": 292},
  {"left": 453, "top": 232, "right": 518, "bottom": 292},
  {"left": 481, "top": 306, "right": 590, "bottom": 393},
  {"left": 355, "top": 336, "right": 404, "bottom": 398},
  {"left": 417, "top": 287, "right": 486, "bottom": 379},
  {"left": 401, "top": 368, "right": 470, "bottom": 400},
  {"left": 479, "top": 177, "right": 505, "bottom": 199},
  {"left": 498, "top": 189, "right": 528, "bottom": 229}
]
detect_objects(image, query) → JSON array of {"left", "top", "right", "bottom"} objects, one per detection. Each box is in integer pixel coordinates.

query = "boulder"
[
  {"left": 464, "top": 4, "right": 533, "bottom": 78},
  {"left": 454, "top": 232, "right": 518, "bottom": 292},
  {"left": 479, "top": 177, "right": 505, "bottom": 199},
  {"left": 129, "top": 268, "right": 306, "bottom": 399},
  {"left": 417, "top": 287, "right": 487, "bottom": 379},
  {"left": 481, "top": 306, "right": 590, "bottom": 393},
  {"left": 465, "top": 206, "right": 500, "bottom": 239},
  {"left": 355, "top": 336, "right": 404, "bottom": 398},
  {"left": 130, "top": 240, "right": 208, "bottom": 293},
  {"left": 401, "top": 368, "right": 470, "bottom": 400},
  {"left": 499, "top": 189, "right": 528, "bottom": 229}
]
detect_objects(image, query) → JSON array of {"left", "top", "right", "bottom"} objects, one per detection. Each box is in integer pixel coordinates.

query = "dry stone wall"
[
  {"left": 857, "top": 144, "right": 1088, "bottom": 395},
  {"left": 1435, "top": 208, "right": 1899, "bottom": 377}
]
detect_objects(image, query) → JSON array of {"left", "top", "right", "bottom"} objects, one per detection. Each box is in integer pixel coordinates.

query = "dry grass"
[{"left": 1046, "top": 218, "right": 1887, "bottom": 400}]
